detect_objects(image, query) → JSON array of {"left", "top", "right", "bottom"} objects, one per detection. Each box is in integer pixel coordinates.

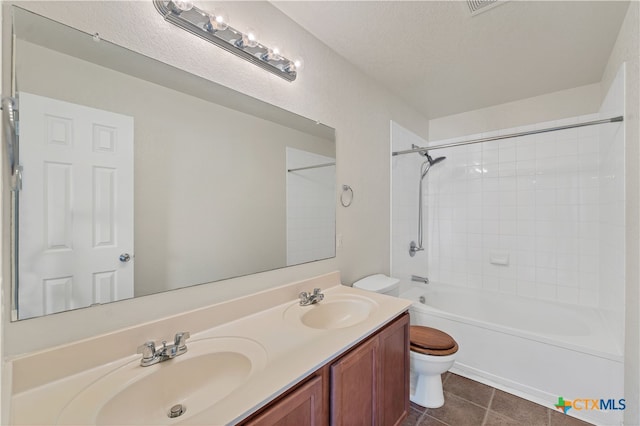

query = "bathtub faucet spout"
[{"left": 411, "top": 275, "right": 429, "bottom": 284}]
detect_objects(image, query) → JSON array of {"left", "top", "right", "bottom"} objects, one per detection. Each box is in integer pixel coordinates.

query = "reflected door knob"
[{"left": 119, "top": 253, "right": 131, "bottom": 262}]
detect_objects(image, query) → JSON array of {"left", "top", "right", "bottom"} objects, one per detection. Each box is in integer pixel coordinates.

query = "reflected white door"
[{"left": 18, "top": 92, "right": 134, "bottom": 319}]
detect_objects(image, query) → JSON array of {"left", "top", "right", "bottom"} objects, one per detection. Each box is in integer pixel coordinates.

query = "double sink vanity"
[{"left": 9, "top": 272, "right": 412, "bottom": 425}]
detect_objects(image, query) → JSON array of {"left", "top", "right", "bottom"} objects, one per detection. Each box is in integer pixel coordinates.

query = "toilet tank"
[{"left": 352, "top": 274, "right": 400, "bottom": 297}]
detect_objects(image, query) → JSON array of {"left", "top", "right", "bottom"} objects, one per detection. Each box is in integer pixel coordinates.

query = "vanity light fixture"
[{"left": 153, "top": 0, "right": 302, "bottom": 81}]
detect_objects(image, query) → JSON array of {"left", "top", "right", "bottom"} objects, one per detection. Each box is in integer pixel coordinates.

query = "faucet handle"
[
  {"left": 137, "top": 341, "right": 156, "bottom": 361},
  {"left": 313, "top": 288, "right": 324, "bottom": 301},
  {"left": 174, "top": 331, "right": 190, "bottom": 349}
]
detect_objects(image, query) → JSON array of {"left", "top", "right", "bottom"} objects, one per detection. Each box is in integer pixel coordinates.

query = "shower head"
[
  {"left": 419, "top": 153, "right": 446, "bottom": 179},
  {"left": 425, "top": 153, "right": 446, "bottom": 166}
]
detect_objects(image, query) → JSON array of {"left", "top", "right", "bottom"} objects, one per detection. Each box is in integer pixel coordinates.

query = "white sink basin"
[
  {"left": 284, "top": 294, "right": 378, "bottom": 329},
  {"left": 56, "top": 337, "right": 267, "bottom": 425}
]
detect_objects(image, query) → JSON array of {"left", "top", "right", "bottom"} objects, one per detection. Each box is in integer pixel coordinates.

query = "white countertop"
[{"left": 9, "top": 272, "right": 411, "bottom": 425}]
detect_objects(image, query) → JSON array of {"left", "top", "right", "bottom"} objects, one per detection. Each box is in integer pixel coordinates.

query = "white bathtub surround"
[
  {"left": 392, "top": 63, "right": 626, "bottom": 325},
  {"left": 8, "top": 272, "right": 411, "bottom": 425},
  {"left": 421, "top": 103, "right": 625, "bottom": 307},
  {"left": 598, "top": 65, "right": 626, "bottom": 349},
  {"left": 390, "top": 122, "right": 431, "bottom": 286},
  {"left": 402, "top": 283, "right": 624, "bottom": 425}
]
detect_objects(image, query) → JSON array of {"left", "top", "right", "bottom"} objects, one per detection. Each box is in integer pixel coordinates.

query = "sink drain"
[{"left": 168, "top": 404, "right": 186, "bottom": 418}]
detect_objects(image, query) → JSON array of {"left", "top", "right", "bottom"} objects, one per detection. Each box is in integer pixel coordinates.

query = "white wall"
[
  {"left": 0, "top": 2, "right": 5, "bottom": 422},
  {"left": 600, "top": 2, "right": 640, "bottom": 425},
  {"left": 1, "top": 0, "right": 428, "bottom": 358},
  {"left": 429, "top": 83, "right": 601, "bottom": 141}
]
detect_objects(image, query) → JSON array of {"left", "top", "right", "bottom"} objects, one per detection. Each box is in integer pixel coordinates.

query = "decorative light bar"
[{"left": 153, "top": 1, "right": 302, "bottom": 81}]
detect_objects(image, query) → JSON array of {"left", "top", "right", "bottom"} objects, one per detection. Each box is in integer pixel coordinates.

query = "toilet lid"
[{"left": 410, "top": 326, "right": 458, "bottom": 356}]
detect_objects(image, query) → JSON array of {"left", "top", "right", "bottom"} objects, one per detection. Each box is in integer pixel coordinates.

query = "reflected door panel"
[{"left": 18, "top": 92, "right": 134, "bottom": 319}]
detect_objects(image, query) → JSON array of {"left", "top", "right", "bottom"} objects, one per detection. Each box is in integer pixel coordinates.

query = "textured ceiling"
[{"left": 273, "top": 1, "right": 630, "bottom": 119}]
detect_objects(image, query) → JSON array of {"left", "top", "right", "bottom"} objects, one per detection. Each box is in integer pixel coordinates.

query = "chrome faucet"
[
  {"left": 411, "top": 275, "right": 429, "bottom": 284},
  {"left": 137, "top": 331, "right": 190, "bottom": 367},
  {"left": 299, "top": 288, "right": 324, "bottom": 306}
]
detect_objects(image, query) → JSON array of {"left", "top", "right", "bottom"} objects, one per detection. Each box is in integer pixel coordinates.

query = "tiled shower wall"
[
  {"left": 598, "top": 66, "right": 626, "bottom": 345},
  {"left": 392, "top": 67, "right": 625, "bottom": 321}
]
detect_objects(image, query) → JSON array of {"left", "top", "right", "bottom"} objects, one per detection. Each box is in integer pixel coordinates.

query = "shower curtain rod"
[
  {"left": 287, "top": 162, "right": 336, "bottom": 173},
  {"left": 392, "top": 115, "right": 624, "bottom": 156}
]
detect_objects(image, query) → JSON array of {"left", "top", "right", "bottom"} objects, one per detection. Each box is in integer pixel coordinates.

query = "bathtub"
[{"left": 401, "top": 283, "right": 624, "bottom": 425}]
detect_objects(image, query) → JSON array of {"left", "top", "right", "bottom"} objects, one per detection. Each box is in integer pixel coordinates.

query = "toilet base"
[
  {"left": 410, "top": 372, "right": 445, "bottom": 408},
  {"left": 409, "top": 350, "right": 457, "bottom": 409}
]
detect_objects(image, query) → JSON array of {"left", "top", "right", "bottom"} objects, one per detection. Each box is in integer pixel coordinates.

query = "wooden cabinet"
[
  {"left": 241, "top": 312, "right": 409, "bottom": 426},
  {"left": 331, "top": 313, "right": 410, "bottom": 426},
  {"left": 377, "top": 313, "right": 410, "bottom": 426},
  {"left": 331, "top": 334, "right": 379, "bottom": 424},
  {"left": 244, "top": 375, "right": 325, "bottom": 426}
]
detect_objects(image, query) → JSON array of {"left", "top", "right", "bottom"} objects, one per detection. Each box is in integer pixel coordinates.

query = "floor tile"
[
  {"left": 411, "top": 401, "right": 427, "bottom": 412},
  {"left": 484, "top": 410, "right": 526, "bottom": 426},
  {"left": 426, "top": 392, "right": 486, "bottom": 426},
  {"left": 403, "top": 373, "right": 595, "bottom": 426},
  {"left": 418, "top": 413, "right": 449, "bottom": 425},
  {"left": 444, "top": 373, "right": 494, "bottom": 408},
  {"left": 402, "top": 405, "right": 425, "bottom": 426},
  {"left": 490, "top": 389, "right": 549, "bottom": 426},
  {"left": 549, "top": 409, "right": 594, "bottom": 425}
]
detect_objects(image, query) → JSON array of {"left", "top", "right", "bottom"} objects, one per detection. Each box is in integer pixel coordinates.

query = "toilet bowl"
[
  {"left": 409, "top": 325, "right": 458, "bottom": 408},
  {"left": 352, "top": 275, "right": 459, "bottom": 409}
]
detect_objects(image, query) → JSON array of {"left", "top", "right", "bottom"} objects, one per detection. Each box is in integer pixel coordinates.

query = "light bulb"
[
  {"left": 285, "top": 57, "right": 304, "bottom": 73},
  {"left": 244, "top": 28, "right": 259, "bottom": 48},
  {"left": 262, "top": 47, "right": 282, "bottom": 61},
  {"left": 170, "top": 0, "right": 193, "bottom": 12},
  {"left": 210, "top": 8, "right": 229, "bottom": 31},
  {"left": 205, "top": 10, "right": 228, "bottom": 32},
  {"left": 235, "top": 29, "right": 259, "bottom": 49}
]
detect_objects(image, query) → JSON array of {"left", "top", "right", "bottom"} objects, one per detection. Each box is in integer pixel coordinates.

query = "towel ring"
[{"left": 340, "top": 185, "right": 353, "bottom": 207}]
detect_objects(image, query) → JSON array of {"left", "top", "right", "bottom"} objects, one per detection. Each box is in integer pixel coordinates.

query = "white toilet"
[{"left": 353, "top": 274, "right": 459, "bottom": 409}]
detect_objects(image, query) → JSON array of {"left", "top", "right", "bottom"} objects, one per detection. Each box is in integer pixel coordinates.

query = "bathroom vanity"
[
  {"left": 243, "top": 313, "right": 409, "bottom": 425},
  {"left": 8, "top": 272, "right": 411, "bottom": 425}
]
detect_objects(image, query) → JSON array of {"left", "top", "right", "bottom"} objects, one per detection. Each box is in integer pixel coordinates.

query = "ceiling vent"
[{"left": 467, "top": 0, "right": 507, "bottom": 16}]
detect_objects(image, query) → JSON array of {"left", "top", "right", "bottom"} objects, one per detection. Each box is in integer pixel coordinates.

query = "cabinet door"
[
  {"left": 330, "top": 336, "right": 379, "bottom": 426},
  {"left": 244, "top": 375, "right": 325, "bottom": 426},
  {"left": 330, "top": 313, "right": 409, "bottom": 426},
  {"left": 378, "top": 313, "right": 410, "bottom": 426}
]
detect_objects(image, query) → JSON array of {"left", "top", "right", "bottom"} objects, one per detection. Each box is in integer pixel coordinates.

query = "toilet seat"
[{"left": 410, "top": 326, "right": 458, "bottom": 356}]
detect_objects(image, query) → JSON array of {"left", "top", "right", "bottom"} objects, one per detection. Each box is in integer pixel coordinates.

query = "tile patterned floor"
[{"left": 402, "top": 373, "right": 593, "bottom": 426}]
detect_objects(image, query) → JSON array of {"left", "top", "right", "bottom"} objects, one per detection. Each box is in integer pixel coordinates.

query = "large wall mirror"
[{"left": 7, "top": 7, "right": 336, "bottom": 320}]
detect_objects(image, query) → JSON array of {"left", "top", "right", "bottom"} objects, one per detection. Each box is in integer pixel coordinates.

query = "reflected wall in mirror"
[{"left": 10, "top": 7, "right": 336, "bottom": 320}]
